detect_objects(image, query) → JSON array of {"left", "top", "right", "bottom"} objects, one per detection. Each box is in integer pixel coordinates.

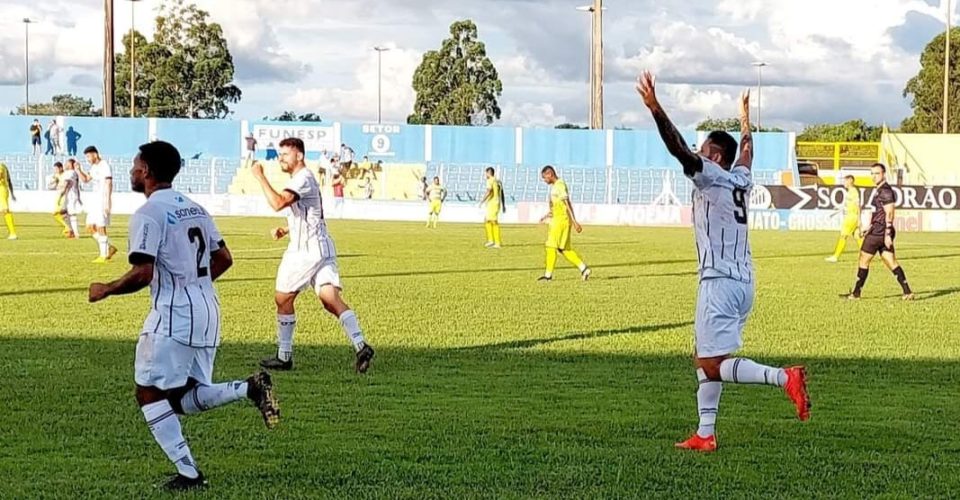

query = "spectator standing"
[
  {"left": 332, "top": 172, "right": 345, "bottom": 218},
  {"left": 49, "top": 119, "right": 62, "bottom": 155},
  {"left": 66, "top": 126, "right": 82, "bottom": 156},
  {"left": 245, "top": 133, "right": 258, "bottom": 161},
  {"left": 30, "top": 119, "right": 42, "bottom": 155},
  {"left": 339, "top": 143, "right": 355, "bottom": 171}
]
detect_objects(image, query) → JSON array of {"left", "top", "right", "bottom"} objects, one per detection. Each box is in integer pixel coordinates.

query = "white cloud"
[{"left": 500, "top": 102, "right": 569, "bottom": 128}]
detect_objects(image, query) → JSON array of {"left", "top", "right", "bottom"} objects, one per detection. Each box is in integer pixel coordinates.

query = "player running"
[
  {"left": 637, "top": 71, "right": 809, "bottom": 452},
  {"left": 846, "top": 163, "right": 914, "bottom": 300},
  {"left": 77, "top": 146, "right": 117, "bottom": 262},
  {"left": 251, "top": 138, "right": 375, "bottom": 373},
  {"left": 0, "top": 161, "right": 16, "bottom": 240},
  {"left": 538, "top": 166, "right": 590, "bottom": 281},
  {"left": 481, "top": 167, "right": 504, "bottom": 248},
  {"left": 425, "top": 176, "right": 446, "bottom": 228},
  {"left": 825, "top": 175, "right": 863, "bottom": 262},
  {"left": 88, "top": 141, "right": 279, "bottom": 491}
]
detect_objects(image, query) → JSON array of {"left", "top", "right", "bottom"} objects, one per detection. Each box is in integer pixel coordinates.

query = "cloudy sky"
[{"left": 0, "top": 0, "right": 953, "bottom": 130}]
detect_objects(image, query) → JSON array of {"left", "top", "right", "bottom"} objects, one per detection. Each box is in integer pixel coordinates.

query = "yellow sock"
[
  {"left": 832, "top": 238, "right": 846, "bottom": 258},
  {"left": 545, "top": 248, "right": 558, "bottom": 276},
  {"left": 484, "top": 222, "right": 494, "bottom": 243},
  {"left": 4, "top": 213, "right": 15, "bottom": 236},
  {"left": 561, "top": 249, "right": 586, "bottom": 270},
  {"left": 55, "top": 213, "right": 69, "bottom": 230},
  {"left": 492, "top": 223, "right": 502, "bottom": 246}
]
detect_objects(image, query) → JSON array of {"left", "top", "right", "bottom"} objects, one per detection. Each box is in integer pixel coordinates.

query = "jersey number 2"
[
  {"left": 732, "top": 188, "right": 748, "bottom": 225},
  {"left": 187, "top": 227, "right": 209, "bottom": 278}
]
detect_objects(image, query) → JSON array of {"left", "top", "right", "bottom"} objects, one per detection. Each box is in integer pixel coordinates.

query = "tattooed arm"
[
  {"left": 736, "top": 90, "right": 754, "bottom": 171},
  {"left": 635, "top": 71, "right": 703, "bottom": 177}
]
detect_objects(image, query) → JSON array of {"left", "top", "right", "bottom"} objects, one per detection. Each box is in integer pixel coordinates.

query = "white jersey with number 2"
[{"left": 128, "top": 188, "right": 224, "bottom": 348}]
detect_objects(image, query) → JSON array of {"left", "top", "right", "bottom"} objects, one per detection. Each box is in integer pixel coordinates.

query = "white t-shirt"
[
  {"left": 87, "top": 160, "right": 113, "bottom": 211},
  {"left": 129, "top": 189, "right": 224, "bottom": 348},
  {"left": 61, "top": 170, "right": 81, "bottom": 204},
  {"left": 283, "top": 168, "right": 328, "bottom": 254}
]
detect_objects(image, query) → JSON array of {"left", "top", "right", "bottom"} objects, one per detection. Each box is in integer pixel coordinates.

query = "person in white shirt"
[
  {"left": 54, "top": 160, "right": 83, "bottom": 238},
  {"left": 77, "top": 146, "right": 117, "bottom": 263},
  {"left": 251, "top": 137, "right": 375, "bottom": 373},
  {"left": 88, "top": 140, "right": 279, "bottom": 491}
]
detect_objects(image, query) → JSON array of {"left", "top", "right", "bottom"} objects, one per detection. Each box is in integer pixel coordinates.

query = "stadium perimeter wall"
[{"left": 9, "top": 190, "right": 960, "bottom": 232}]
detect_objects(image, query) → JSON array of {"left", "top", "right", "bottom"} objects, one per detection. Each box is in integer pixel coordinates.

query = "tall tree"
[
  {"left": 797, "top": 120, "right": 882, "bottom": 142},
  {"left": 555, "top": 123, "right": 588, "bottom": 129},
  {"left": 15, "top": 94, "right": 101, "bottom": 116},
  {"left": 114, "top": 0, "right": 241, "bottom": 118},
  {"left": 408, "top": 20, "right": 502, "bottom": 126},
  {"left": 902, "top": 27, "right": 960, "bottom": 133}
]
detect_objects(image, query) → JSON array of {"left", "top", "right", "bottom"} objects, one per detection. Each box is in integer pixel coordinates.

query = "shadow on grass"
[{"left": 3, "top": 335, "right": 960, "bottom": 497}]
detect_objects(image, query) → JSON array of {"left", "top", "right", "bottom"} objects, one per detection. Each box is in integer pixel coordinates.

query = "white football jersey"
[
  {"left": 283, "top": 168, "right": 328, "bottom": 254},
  {"left": 129, "top": 189, "right": 224, "bottom": 347},
  {"left": 690, "top": 158, "right": 754, "bottom": 283},
  {"left": 87, "top": 160, "right": 113, "bottom": 209},
  {"left": 62, "top": 170, "right": 81, "bottom": 205}
]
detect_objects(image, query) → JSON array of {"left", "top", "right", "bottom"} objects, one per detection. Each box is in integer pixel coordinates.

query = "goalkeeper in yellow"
[
  {"left": 0, "top": 162, "right": 16, "bottom": 240},
  {"left": 481, "top": 167, "right": 504, "bottom": 248},
  {"left": 825, "top": 175, "right": 864, "bottom": 262},
  {"left": 425, "top": 176, "right": 446, "bottom": 228},
  {"left": 539, "top": 165, "right": 590, "bottom": 281}
]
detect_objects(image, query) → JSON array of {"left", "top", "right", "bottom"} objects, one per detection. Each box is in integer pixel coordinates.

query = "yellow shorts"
[
  {"left": 429, "top": 200, "right": 442, "bottom": 214},
  {"left": 485, "top": 203, "right": 500, "bottom": 222},
  {"left": 840, "top": 218, "right": 859, "bottom": 237},
  {"left": 546, "top": 221, "right": 571, "bottom": 250},
  {"left": 0, "top": 189, "right": 9, "bottom": 212}
]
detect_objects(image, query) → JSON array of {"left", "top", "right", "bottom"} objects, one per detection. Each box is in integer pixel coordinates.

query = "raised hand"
[
  {"left": 739, "top": 89, "right": 751, "bottom": 123},
  {"left": 636, "top": 71, "right": 659, "bottom": 109}
]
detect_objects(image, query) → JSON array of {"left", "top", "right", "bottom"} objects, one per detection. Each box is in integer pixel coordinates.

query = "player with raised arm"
[
  {"left": 77, "top": 146, "right": 117, "bottom": 262},
  {"left": 88, "top": 141, "right": 279, "bottom": 491},
  {"left": 481, "top": 167, "right": 504, "bottom": 248},
  {"left": 825, "top": 175, "right": 864, "bottom": 262},
  {"left": 251, "top": 138, "right": 375, "bottom": 373},
  {"left": 846, "top": 163, "right": 913, "bottom": 300},
  {"left": 425, "top": 176, "right": 446, "bottom": 228},
  {"left": 538, "top": 166, "right": 590, "bottom": 281},
  {"left": 637, "top": 71, "right": 809, "bottom": 452}
]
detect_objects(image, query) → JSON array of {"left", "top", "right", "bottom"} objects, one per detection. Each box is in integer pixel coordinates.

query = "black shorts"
[
  {"left": 32, "top": 137, "right": 41, "bottom": 145},
  {"left": 862, "top": 233, "right": 894, "bottom": 255}
]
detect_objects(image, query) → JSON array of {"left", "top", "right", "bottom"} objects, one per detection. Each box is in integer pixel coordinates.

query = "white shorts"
[
  {"left": 275, "top": 246, "right": 342, "bottom": 295},
  {"left": 134, "top": 333, "right": 216, "bottom": 390},
  {"left": 694, "top": 278, "right": 754, "bottom": 358},
  {"left": 66, "top": 199, "right": 82, "bottom": 216},
  {"left": 85, "top": 206, "right": 110, "bottom": 228}
]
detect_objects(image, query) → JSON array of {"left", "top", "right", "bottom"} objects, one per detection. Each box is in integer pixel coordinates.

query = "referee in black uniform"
[{"left": 848, "top": 163, "right": 914, "bottom": 300}]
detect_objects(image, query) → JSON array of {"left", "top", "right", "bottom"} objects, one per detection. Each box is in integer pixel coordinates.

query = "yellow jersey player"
[
  {"left": 538, "top": 166, "right": 590, "bottom": 281},
  {"left": 825, "top": 175, "right": 864, "bottom": 262},
  {"left": 425, "top": 177, "right": 446, "bottom": 228},
  {"left": 0, "top": 162, "right": 16, "bottom": 240},
  {"left": 481, "top": 167, "right": 504, "bottom": 248}
]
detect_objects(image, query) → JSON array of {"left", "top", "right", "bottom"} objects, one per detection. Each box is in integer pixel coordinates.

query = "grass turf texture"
[{"left": 2, "top": 213, "right": 960, "bottom": 498}]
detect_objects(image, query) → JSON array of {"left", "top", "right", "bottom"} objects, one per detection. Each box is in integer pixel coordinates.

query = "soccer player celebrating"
[
  {"left": 825, "top": 175, "right": 863, "bottom": 262},
  {"left": 637, "top": 71, "right": 809, "bottom": 452},
  {"left": 251, "top": 138, "right": 375, "bottom": 372},
  {"left": 538, "top": 166, "right": 590, "bottom": 281},
  {"left": 62, "top": 159, "right": 83, "bottom": 238},
  {"left": 425, "top": 176, "right": 446, "bottom": 228},
  {"left": 847, "top": 163, "right": 913, "bottom": 300},
  {"left": 481, "top": 167, "right": 504, "bottom": 248},
  {"left": 0, "top": 161, "right": 16, "bottom": 240},
  {"left": 88, "top": 141, "right": 279, "bottom": 491},
  {"left": 77, "top": 146, "right": 117, "bottom": 262}
]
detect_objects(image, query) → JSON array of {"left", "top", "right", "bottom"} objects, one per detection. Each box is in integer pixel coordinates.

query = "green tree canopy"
[
  {"left": 114, "top": 0, "right": 241, "bottom": 118},
  {"left": 262, "top": 111, "right": 322, "bottom": 122},
  {"left": 696, "top": 117, "right": 782, "bottom": 133},
  {"left": 408, "top": 20, "right": 502, "bottom": 126},
  {"left": 901, "top": 27, "right": 960, "bottom": 133},
  {"left": 555, "top": 123, "right": 588, "bottom": 129},
  {"left": 796, "top": 120, "right": 882, "bottom": 142},
  {"left": 16, "top": 94, "right": 101, "bottom": 116}
]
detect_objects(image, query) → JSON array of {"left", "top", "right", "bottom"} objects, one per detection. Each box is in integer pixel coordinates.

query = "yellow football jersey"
[
  {"left": 426, "top": 184, "right": 445, "bottom": 201},
  {"left": 0, "top": 163, "right": 9, "bottom": 187},
  {"left": 844, "top": 187, "right": 860, "bottom": 220},
  {"left": 550, "top": 179, "right": 570, "bottom": 223}
]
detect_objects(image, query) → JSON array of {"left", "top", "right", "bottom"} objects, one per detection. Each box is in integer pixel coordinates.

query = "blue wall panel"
[
  {"left": 613, "top": 129, "right": 696, "bottom": 169},
  {"left": 156, "top": 118, "right": 238, "bottom": 158},
  {"left": 340, "top": 123, "right": 425, "bottom": 163},
  {"left": 522, "top": 128, "right": 605, "bottom": 167},
  {"left": 431, "top": 125, "right": 515, "bottom": 164}
]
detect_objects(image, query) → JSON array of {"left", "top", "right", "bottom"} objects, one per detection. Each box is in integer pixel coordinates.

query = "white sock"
[
  {"left": 339, "top": 310, "right": 365, "bottom": 351},
  {"left": 96, "top": 234, "right": 109, "bottom": 257},
  {"left": 68, "top": 216, "right": 79, "bottom": 235},
  {"left": 578, "top": 263, "right": 587, "bottom": 272},
  {"left": 277, "top": 314, "right": 296, "bottom": 361},
  {"left": 180, "top": 382, "right": 248, "bottom": 415},
  {"left": 720, "top": 358, "right": 786, "bottom": 387},
  {"left": 696, "top": 368, "right": 722, "bottom": 438},
  {"left": 141, "top": 400, "right": 199, "bottom": 478}
]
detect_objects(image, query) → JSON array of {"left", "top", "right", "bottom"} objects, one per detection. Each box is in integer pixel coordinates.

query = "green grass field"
[{"left": 2, "top": 213, "right": 960, "bottom": 498}]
